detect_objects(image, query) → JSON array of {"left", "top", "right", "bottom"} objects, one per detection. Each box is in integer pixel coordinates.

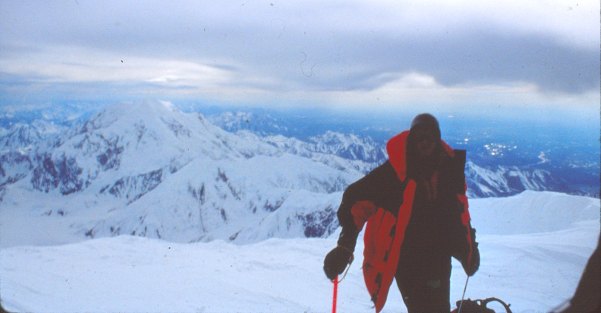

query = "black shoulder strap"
[
  {"left": 454, "top": 149, "right": 466, "bottom": 167},
  {"left": 449, "top": 149, "right": 467, "bottom": 193}
]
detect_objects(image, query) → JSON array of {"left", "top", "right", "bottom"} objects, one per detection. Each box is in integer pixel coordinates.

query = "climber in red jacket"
[{"left": 324, "top": 113, "right": 480, "bottom": 313}]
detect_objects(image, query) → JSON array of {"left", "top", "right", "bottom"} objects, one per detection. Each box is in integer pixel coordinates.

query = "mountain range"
[{"left": 0, "top": 100, "right": 597, "bottom": 246}]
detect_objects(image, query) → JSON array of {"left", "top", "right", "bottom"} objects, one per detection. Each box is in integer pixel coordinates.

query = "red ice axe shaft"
[{"left": 332, "top": 276, "right": 338, "bottom": 313}]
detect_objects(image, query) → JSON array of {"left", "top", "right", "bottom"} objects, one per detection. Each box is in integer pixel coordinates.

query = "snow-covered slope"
[
  {"left": 1, "top": 208, "right": 598, "bottom": 313},
  {"left": 208, "top": 111, "right": 289, "bottom": 136},
  {"left": 80, "top": 154, "right": 350, "bottom": 243},
  {"left": 0, "top": 120, "right": 63, "bottom": 153},
  {"left": 0, "top": 121, "right": 64, "bottom": 188},
  {"left": 466, "top": 161, "right": 558, "bottom": 198},
  {"left": 470, "top": 190, "right": 600, "bottom": 235}
]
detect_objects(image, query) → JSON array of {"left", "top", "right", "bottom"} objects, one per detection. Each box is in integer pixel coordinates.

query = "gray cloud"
[
  {"left": 342, "top": 30, "right": 600, "bottom": 93},
  {"left": 0, "top": 0, "right": 599, "bottom": 102}
]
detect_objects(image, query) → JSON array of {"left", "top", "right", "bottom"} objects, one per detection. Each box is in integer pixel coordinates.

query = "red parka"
[{"left": 336, "top": 131, "right": 478, "bottom": 312}]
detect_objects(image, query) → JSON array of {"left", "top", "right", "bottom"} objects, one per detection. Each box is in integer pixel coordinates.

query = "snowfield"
[{"left": 1, "top": 191, "right": 599, "bottom": 313}]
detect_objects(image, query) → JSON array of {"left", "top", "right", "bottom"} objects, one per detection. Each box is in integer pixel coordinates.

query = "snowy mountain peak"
[
  {"left": 17, "top": 101, "right": 258, "bottom": 197},
  {"left": 0, "top": 123, "right": 43, "bottom": 152},
  {"left": 80, "top": 100, "right": 188, "bottom": 138},
  {"left": 308, "top": 131, "right": 386, "bottom": 164},
  {"left": 1, "top": 101, "right": 365, "bottom": 245}
]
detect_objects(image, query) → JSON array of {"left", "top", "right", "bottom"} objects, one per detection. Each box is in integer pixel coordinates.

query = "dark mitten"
[
  {"left": 464, "top": 242, "right": 480, "bottom": 276},
  {"left": 323, "top": 245, "right": 354, "bottom": 280}
]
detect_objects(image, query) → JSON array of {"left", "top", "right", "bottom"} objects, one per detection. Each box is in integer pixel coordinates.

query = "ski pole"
[
  {"left": 457, "top": 275, "right": 470, "bottom": 313},
  {"left": 332, "top": 275, "right": 338, "bottom": 313}
]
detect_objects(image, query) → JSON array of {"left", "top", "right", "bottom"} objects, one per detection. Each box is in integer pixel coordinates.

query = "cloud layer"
[{"left": 0, "top": 0, "right": 599, "bottom": 110}]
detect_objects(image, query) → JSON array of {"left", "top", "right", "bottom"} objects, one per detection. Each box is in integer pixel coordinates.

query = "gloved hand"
[
  {"left": 463, "top": 242, "right": 480, "bottom": 276},
  {"left": 323, "top": 245, "right": 354, "bottom": 281}
]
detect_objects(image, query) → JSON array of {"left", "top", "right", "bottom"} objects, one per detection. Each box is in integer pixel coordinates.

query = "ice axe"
[
  {"left": 332, "top": 275, "right": 338, "bottom": 313},
  {"left": 331, "top": 257, "right": 353, "bottom": 313}
]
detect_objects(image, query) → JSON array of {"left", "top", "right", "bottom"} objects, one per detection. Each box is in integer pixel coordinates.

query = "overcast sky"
[{"left": 0, "top": 0, "right": 599, "bottom": 116}]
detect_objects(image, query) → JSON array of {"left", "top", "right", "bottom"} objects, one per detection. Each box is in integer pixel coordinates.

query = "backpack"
[{"left": 451, "top": 297, "right": 513, "bottom": 313}]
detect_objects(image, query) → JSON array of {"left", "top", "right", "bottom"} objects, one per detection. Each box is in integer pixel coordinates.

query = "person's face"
[{"left": 413, "top": 129, "right": 437, "bottom": 157}]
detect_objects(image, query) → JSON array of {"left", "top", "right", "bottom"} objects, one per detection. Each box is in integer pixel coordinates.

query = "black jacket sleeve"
[{"left": 336, "top": 161, "right": 402, "bottom": 252}]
